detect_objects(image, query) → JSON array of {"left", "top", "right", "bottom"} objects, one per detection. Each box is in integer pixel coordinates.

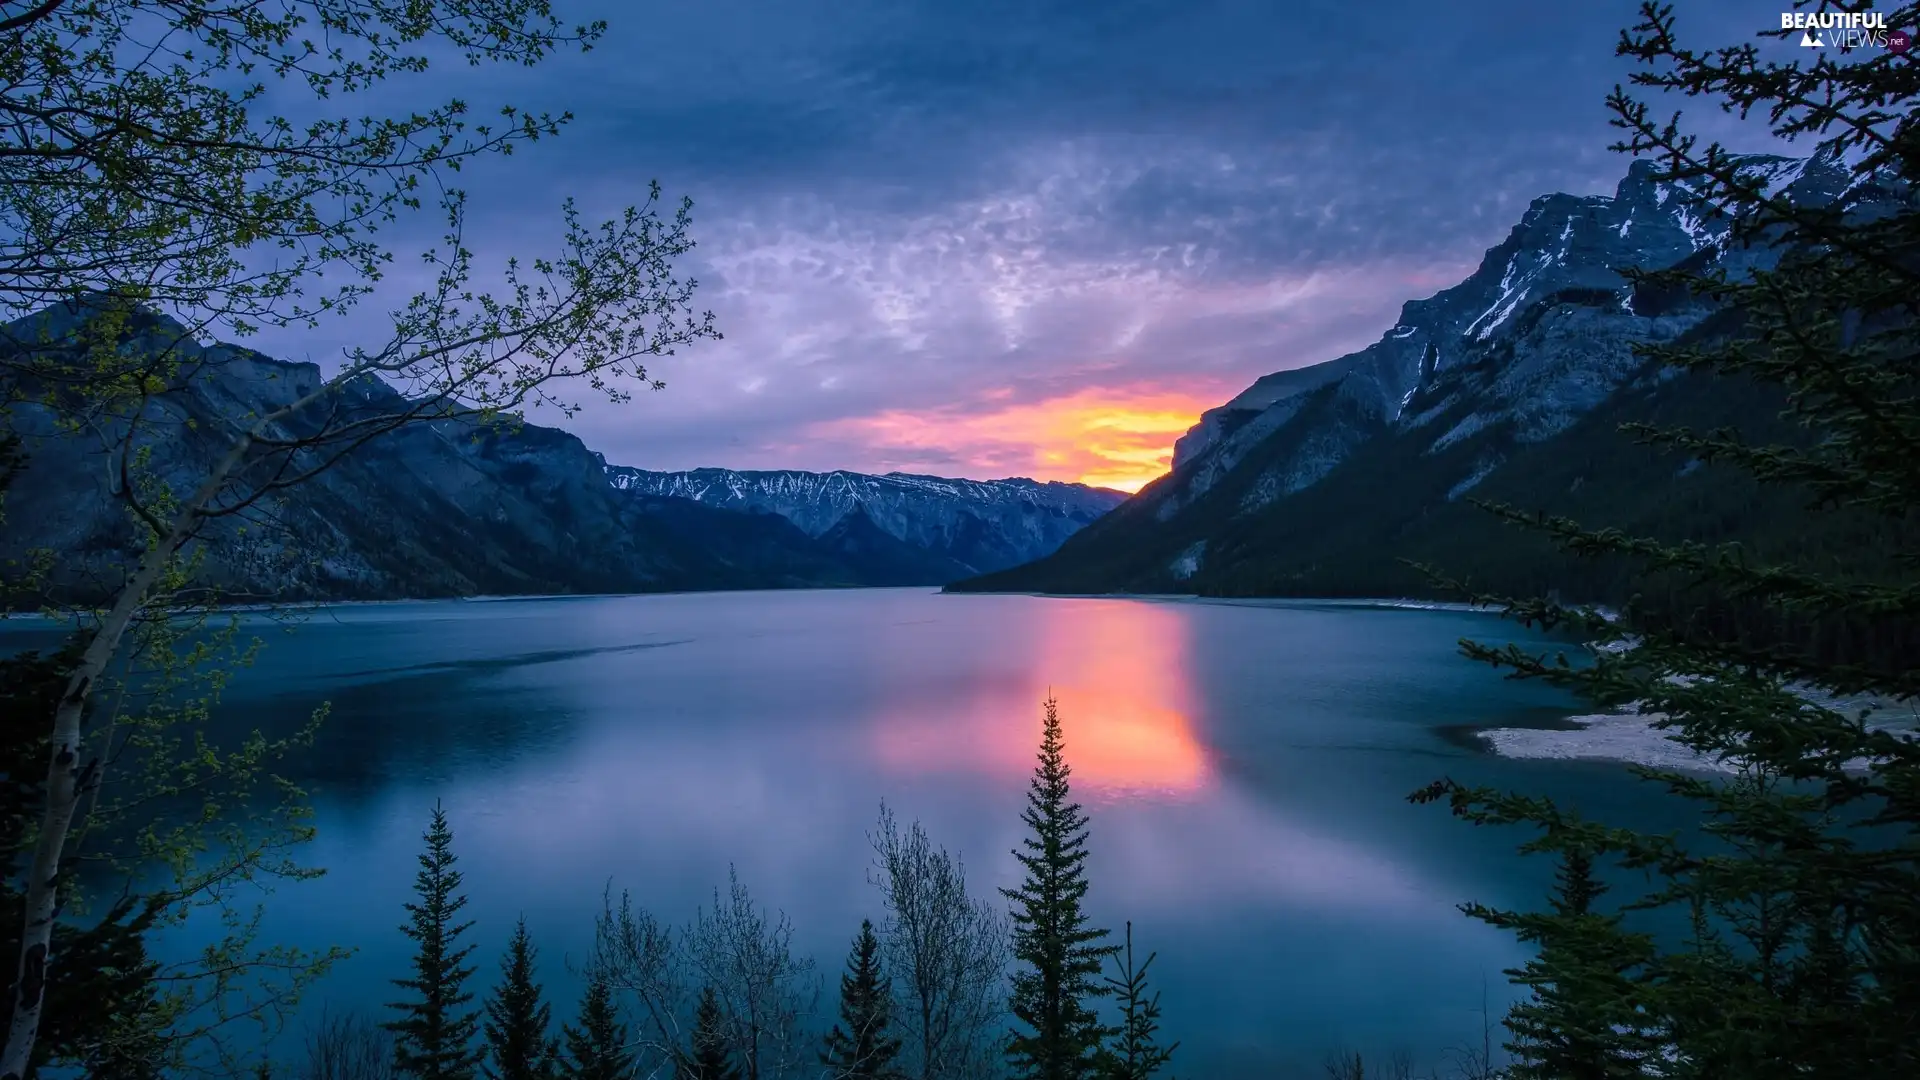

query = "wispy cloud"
[
  {"left": 810, "top": 383, "right": 1226, "bottom": 492},
  {"left": 247, "top": 0, "right": 1782, "bottom": 483}
]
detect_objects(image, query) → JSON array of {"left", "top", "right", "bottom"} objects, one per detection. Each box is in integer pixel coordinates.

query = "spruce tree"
[
  {"left": 386, "top": 802, "right": 484, "bottom": 1080},
  {"left": 1412, "top": 4, "right": 1920, "bottom": 1076},
  {"left": 681, "top": 986, "right": 740, "bottom": 1080},
  {"left": 1002, "top": 696, "right": 1115, "bottom": 1080},
  {"left": 1096, "top": 923, "right": 1176, "bottom": 1080},
  {"left": 483, "top": 917, "right": 559, "bottom": 1080},
  {"left": 1489, "top": 846, "right": 1652, "bottom": 1080},
  {"left": 820, "top": 920, "right": 904, "bottom": 1080},
  {"left": 560, "top": 967, "right": 634, "bottom": 1080}
]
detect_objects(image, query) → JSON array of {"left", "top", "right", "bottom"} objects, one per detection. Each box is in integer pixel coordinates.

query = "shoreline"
[
  {"left": 0, "top": 585, "right": 937, "bottom": 623},
  {"left": 4, "top": 587, "right": 1517, "bottom": 623},
  {"left": 1476, "top": 706, "right": 1736, "bottom": 775},
  {"left": 20, "top": 586, "right": 1893, "bottom": 777},
  {"left": 946, "top": 590, "right": 1506, "bottom": 614},
  {"left": 1475, "top": 693, "right": 1920, "bottom": 776}
]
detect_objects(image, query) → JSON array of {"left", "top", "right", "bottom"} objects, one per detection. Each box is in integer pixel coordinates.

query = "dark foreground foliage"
[{"left": 1414, "top": 4, "right": 1920, "bottom": 1079}]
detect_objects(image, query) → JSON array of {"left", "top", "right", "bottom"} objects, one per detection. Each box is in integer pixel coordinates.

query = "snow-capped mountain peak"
[{"left": 601, "top": 464, "right": 1127, "bottom": 577}]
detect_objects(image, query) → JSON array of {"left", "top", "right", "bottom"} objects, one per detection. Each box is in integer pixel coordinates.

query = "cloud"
[
  {"left": 240, "top": 0, "right": 1785, "bottom": 484},
  {"left": 554, "top": 132, "right": 1497, "bottom": 479},
  {"left": 809, "top": 383, "right": 1226, "bottom": 492}
]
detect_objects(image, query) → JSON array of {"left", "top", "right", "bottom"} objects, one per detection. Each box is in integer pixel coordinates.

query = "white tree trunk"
[{"left": 0, "top": 430, "right": 253, "bottom": 1079}]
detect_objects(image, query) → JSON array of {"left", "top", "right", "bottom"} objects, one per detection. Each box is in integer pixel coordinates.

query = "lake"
[{"left": 7, "top": 589, "right": 1686, "bottom": 1077}]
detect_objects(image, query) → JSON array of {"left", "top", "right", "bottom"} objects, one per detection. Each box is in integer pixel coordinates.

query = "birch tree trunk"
[{"left": 1, "top": 427, "right": 254, "bottom": 1079}]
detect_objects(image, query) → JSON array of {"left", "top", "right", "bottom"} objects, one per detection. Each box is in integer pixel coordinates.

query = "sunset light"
[
  {"left": 809, "top": 384, "right": 1225, "bottom": 493},
  {"left": 869, "top": 598, "right": 1212, "bottom": 798},
  {"left": 14, "top": 0, "right": 1873, "bottom": 1073}
]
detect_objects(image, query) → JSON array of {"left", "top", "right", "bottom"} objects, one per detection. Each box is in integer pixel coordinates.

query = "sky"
[{"left": 253, "top": 0, "right": 1801, "bottom": 492}]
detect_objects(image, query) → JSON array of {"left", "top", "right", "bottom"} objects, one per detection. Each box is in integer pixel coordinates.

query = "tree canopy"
[
  {"left": 1417, "top": 3, "right": 1920, "bottom": 1076},
  {"left": 0, "top": 2, "right": 719, "bottom": 1075}
]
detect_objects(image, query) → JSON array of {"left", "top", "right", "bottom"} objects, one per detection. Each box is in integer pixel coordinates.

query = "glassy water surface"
[{"left": 8, "top": 589, "right": 1680, "bottom": 1077}]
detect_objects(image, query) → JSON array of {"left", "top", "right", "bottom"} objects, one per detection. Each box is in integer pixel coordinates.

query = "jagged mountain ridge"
[
  {"left": 0, "top": 305, "right": 879, "bottom": 600},
  {"left": 954, "top": 147, "right": 1905, "bottom": 598},
  {"left": 605, "top": 465, "right": 1127, "bottom": 577},
  {"left": 1162, "top": 153, "right": 1828, "bottom": 517},
  {"left": 0, "top": 309, "right": 1120, "bottom": 601}
]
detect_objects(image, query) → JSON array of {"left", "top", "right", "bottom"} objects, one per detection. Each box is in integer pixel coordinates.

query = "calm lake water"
[{"left": 9, "top": 589, "right": 1687, "bottom": 1077}]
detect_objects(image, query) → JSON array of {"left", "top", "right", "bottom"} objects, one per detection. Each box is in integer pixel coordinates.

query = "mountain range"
[
  {"left": 9, "top": 148, "right": 1894, "bottom": 608},
  {"left": 607, "top": 467, "right": 1121, "bottom": 577},
  {"left": 0, "top": 310, "right": 1124, "bottom": 603},
  {"left": 952, "top": 147, "right": 1906, "bottom": 601}
]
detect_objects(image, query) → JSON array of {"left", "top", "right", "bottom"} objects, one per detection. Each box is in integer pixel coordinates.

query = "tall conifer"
[
  {"left": 820, "top": 920, "right": 903, "bottom": 1080},
  {"left": 1415, "top": 4, "right": 1920, "bottom": 1075},
  {"left": 482, "top": 917, "right": 558, "bottom": 1080},
  {"left": 1096, "top": 923, "right": 1175, "bottom": 1080},
  {"left": 681, "top": 987, "right": 740, "bottom": 1080},
  {"left": 386, "top": 802, "right": 483, "bottom": 1080},
  {"left": 1002, "top": 697, "right": 1114, "bottom": 1080},
  {"left": 560, "top": 967, "right": 634, "bottom": 1080},
  {"left": 1490, "top": 846, "right": 1653, "bottom": 1080}
]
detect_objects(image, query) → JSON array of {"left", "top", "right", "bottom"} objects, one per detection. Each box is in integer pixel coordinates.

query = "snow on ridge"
[
  {"left": 1467, "top": 247, "right": 1555, "bottom": 342},
  {"left": 1672, "top": 201, "right": 1719, "bottom": 247},
  {"left": 1643, "top": 175, "right": 1731, "bottom": 249},
  {"left": 1463, "top": 253, "right": 1522, "bottom": 340},
  {"left": 1750, "top": 155, "right": 1809, "bottom": 195},
  {"left": 605, "top": 465, "right": 1123, "bottom": 511}
]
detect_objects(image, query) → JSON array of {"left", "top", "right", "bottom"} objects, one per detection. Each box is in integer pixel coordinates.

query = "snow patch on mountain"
[
  {"left": 1169, "top": 540, "right": 1206, "bottom": 581},
  {"left": 1446, "top": 457, "right": 1502, "bottom": 501},
  {"left": 1117, "top": 148, "right": 1874, "bottom": 553},
  {"left": 603, "top": 465, "right": 1127, "bottom": 577}
]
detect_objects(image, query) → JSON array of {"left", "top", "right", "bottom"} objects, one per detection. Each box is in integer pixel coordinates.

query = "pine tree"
[
  {"left": 1096, "top": 923, "right": 1176, "bottom": 1080},
  {"left": 560, "top": 967, "right": 634, "bottom": 1080},
  {"left": 820, "top": 920, "right": 904, "bottom": 1080},
  {"left": 483, "top": 917, "right": 559, "bottom": 1080},
  {"left": 1412, "top": 4, "right": 1920, "bottom": 1076},
  {"left": 1491, "top": 846, "right": 1652, "bottom": 1080},
  {"left": 1001, "top": 696, "right": 1115, "bottom": 1080},
  {"left": 386, "top": 802, "right": 484, "bottom": 1080},
  {"left": 681, "top": 986, "right": 740, "bottom": 1080}
]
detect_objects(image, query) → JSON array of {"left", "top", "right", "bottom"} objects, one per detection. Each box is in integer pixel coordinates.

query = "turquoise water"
[{"left": 6, "top": 589, "right": 1686, "bottom": 1077}]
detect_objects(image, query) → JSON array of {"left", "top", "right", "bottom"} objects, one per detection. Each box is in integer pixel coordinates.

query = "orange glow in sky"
[
  {"left": 811, "top": 384, "right": 1225, "bottom": 492},
  {"left": 870, "top": 598, "right": 1212, "bottom": 798}
]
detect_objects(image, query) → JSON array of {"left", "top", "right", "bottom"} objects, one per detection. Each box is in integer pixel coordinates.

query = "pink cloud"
[{"left": 806, "top": 380, "right": 1238, "bottom": 491}]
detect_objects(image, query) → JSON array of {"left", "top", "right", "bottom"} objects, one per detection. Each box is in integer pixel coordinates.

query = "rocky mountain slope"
[
  {"left": 0, "top": 310, "right": 1118, "bottom": 603},
  {"left": 954, "top": 148, "right": 1904, "bottom": 599},
  {"left": 605, "top": 466, "right": 1126, "bottom": 577}
]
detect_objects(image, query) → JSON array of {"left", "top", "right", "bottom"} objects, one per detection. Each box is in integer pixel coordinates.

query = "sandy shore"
[
  {"left": 1480, "top": 706, "right": 1737, "bottom": 773},
  {"left": 1480, "top": 693, "right": 1920, "bottom": 775}
]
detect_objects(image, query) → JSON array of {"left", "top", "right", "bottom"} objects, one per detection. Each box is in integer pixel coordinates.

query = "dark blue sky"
[{"left": 258, "top": 0, "right": 1801, "bottom": 489}]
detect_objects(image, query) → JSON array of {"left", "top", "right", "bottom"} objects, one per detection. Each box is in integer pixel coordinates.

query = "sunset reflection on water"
[
  {"left": 130, "top": 590, "right": 1594, "bottom": 1076},
  {"left": 861, "top": 596, "right": 1447, "bottom": 923},
  {"left": 871, "top": 598, "right": 1212, "bottom": 798}
]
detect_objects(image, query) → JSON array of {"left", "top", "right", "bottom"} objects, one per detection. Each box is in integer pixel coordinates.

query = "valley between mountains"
[{"left": 4, "top": 147, "right": 1896, "bottom": 607}]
